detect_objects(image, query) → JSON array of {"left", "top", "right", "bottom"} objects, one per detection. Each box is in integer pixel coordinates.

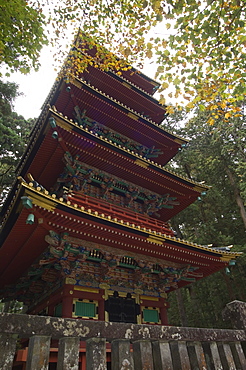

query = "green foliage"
[
  {"left": 0, "top": 81, "right": 34, "bottom": 205},
  {"left": 0, "top": 80, "right": 20, "bottom": 114},
  {"left": 168, "top": 255, "right": 246, "bottom": 329},
  {"left": 165, "top": 107, "right": 246, "bottom": 239},
  {"left": 1, "top": 0, "right": 245, "bottom": 328},
  {"left": 164, "top": 108, "right": 246, "bottom": 328},
  {"left": 155, "top": 0, "right": 246, "bottom": 116},
  {"left": 0, "top": 0, "right": 47, "bottom": 74},
  {"left": 35, "top": 0, "right": 246, "bottom": 119},
  {"left": 0, "top": 299, "right": 24, "bottom": 313},
  {"left": 1, "top": 1, "right": 244, "bottom": 117}
]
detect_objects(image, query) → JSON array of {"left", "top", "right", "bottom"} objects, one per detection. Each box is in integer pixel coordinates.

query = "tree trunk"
[
  {"left": 175, "top": 289, "right": 188, "bottom": 327},
  {"left": 221, "top": 271, "right": 235, "bottom": 301},
  {"left": 224, "top": 165, "right": 246, "bottom": 228}
]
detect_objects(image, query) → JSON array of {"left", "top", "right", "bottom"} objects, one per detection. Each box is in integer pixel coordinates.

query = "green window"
[
  {"left": 75, "top": 301, "right": 96, "bottom": 318},
  {"left": 143, "top": 308, "right": 159, "bottom": 323}
]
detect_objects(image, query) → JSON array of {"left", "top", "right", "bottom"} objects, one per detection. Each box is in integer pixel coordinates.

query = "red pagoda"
[{"left": 0, "top": 38, "right": 240, "bottom": 326}]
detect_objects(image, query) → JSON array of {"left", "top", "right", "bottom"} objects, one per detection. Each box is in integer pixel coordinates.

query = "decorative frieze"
[
  {"left": 0, "top": 231, "right": 201, "bottom": 305},
  {"left": 51, "top": 152, "right": 180, "bottom": 217}
]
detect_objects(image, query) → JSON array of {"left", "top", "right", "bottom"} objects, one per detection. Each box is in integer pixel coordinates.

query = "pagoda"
[{"left": 0, "top": 37, "right": 240, "bottom": 326}]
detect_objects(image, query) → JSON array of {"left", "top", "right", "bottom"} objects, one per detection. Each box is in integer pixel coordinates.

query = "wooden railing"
[
  {"left": 68, "top": 192, "right": 174, "bottom": 235},
  {"left": 0, "top": 300, "right": 246, "bottom": 369}
]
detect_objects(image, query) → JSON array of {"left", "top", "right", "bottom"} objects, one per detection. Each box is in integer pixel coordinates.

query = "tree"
[
  {"left": 168, "top": 107, "right": 246, "bottom": 230},
  {"left": 0, "top": 0, "right": 47, "bottom": 74},
  {"left": 0, "top": 81, "right": 34, "bottom": 206},
  {"left": 1, "top": 1, "right": 245, "bottom": 119},
  {"left": 163, "top": 109, "right": 246, "bottom": 328},
  {"left": 35, "top": 0, "right": 246, "bottom": 120},
  {"left": 0, "top": 80, "right": 20, "bottom": 114}
]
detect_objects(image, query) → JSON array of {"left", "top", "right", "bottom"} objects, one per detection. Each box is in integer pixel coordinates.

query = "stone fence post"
[{"left": 223, "top": 300, "right": 246, "bottom": 330}]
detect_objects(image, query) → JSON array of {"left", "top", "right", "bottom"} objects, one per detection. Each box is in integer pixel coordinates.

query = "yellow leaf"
[
  {"left": 208, "top": 118, "right": 215, "bottom": 125},
  {"left": 159, "top": 94, "right": 166, "bottom": 105},
  {"left": 186, "top": 102, "right": 195, "bottom": 109},
  {"left": 225, "top": 112, "right": 231, "bottom": 119},
  {"left": 161, "top": 82, "right": 169, "bottom": 89},
  {"left": 210, "top": 104, "right": 217, "bottom": 110},
  {"left": 166, "top": 106, "right": 175, "bottom": 114},
  {"left": 123, "top": 47, "right": 131, "bottom": 57},
  {"left": 146, "top": 50, "right": 153, "bottom": 58},
  {"left": 157, "top": 65, "right": 164, "bottom": 73}
]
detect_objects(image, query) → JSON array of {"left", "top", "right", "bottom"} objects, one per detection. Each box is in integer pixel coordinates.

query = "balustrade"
[{"left": 1, "top": 300, "right": 246, "bottom": 369}]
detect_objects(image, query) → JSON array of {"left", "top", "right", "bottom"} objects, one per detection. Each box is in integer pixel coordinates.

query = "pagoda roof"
[
  {"left": 0, "top": 180, "right": 241, "bottom": 300},
  {"left": 27, "top": 77, "right": 187, "bottom": 171},
  {"left": 13, "top": 108, "right": 208, "bottom": 221},
  {"left": 77, "top": 64, "right": 166, "bottom": 124},
  {"left": 113, "top": 67, "right": 160, "bottom": 96},
  {"left": 74, "top": 39, "right": 160, "bottom": 96}
]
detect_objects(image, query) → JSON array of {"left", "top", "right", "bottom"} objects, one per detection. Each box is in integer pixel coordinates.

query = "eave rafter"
[
  {"left": 72, "top": 77, "right": 187, "bottom": 145},
  {"left": 51, "top": 108, "right": 208, "bottom": 193},
  {"left": 12, "top": 107, "right": 209, "bottom": 222},
  {"left": 1, "top": 182, "right": 240, "bottom": 264},
  {"left": 77, "top": 64, "right": 166, "bottom": 124},
  {"left": 0, "top": 181, "right": 241, "bottom": 303}
]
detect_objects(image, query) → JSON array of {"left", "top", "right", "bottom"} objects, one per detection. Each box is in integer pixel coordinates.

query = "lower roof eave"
[{"left": 0, "top": 182, "right": 241, "bottom": 289}]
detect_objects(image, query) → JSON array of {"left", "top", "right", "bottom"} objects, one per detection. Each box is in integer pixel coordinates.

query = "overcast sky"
[{"left": 5, "top": 46, "right": 57, "bottom": 119}]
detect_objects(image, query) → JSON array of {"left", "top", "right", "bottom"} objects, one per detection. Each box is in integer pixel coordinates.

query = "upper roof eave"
[
  {"left": 16, "top": 106, "right": 209, "bottom": 194},
  {"left": 73, "top": 77, "right": 189, "bottom": 144},
  {"left": 72, "top": 36, "right": 160, "bottom": 95},
  {"left": 79, "top": 49, "right": 161, "bottom": 100},
  {"left": 50, "top": 108, "right": 209, "bottom": 192}
]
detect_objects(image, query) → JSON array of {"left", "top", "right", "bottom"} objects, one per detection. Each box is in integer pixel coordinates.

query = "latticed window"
[
  {"left": 142, "top": 308, "right": 159, "bottom": 323},
  {"left": 73, "top": 299, "right": 98, "bottom": 319}
]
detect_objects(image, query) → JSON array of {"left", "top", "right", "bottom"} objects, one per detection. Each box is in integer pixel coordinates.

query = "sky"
[{"left": 6, "top": 46, "right": 58, "bottom": 119}]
